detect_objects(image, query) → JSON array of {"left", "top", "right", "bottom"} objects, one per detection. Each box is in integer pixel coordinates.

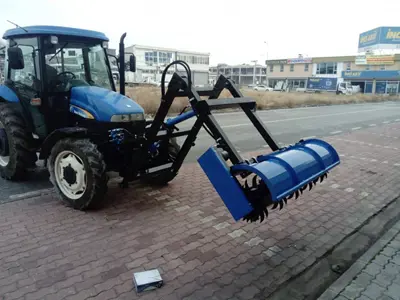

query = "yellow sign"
[{"left": 355, "top": 55, "right": 394, "bottom": 65}]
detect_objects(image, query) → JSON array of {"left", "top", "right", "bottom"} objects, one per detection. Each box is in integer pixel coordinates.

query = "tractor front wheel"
[{"left": 48, "top": 138, "right": 108, "bottom": 210}]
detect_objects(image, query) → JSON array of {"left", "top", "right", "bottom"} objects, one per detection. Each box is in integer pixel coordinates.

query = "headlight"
[{"left": 110, "top": 113, "right": 145, "bottom": 122}]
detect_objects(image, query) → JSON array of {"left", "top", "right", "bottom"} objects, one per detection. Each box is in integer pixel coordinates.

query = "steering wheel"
[{"left": 56, "top": 71, "right": 76, "bottom": 80}]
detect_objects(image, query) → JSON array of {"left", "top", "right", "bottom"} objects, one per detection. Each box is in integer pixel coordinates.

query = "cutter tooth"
[
  {"left": 283, "top": 197, "right": 287, "bottom": 204},
  {"left": 244, "top": 180, "right": 250, "bottom": 190},
  {"left": 264, "top": 208, "right": 269, "bottom": 219},
  {"left": 272, "top": 202, "right": 279, "bottom": 209},
  {"left": 295, "top": 190, "right": 300, "bottom": 199},
  {"left": 309, "top": 182, "right": 313, "bottom": 191},
  {"left": 313, "top": 178, "right": 319, "bottom": 185},
  {"left": 279, "top": 201, "right": 284, "bottom": 210},
  {"left": 288, "top": 193, "right": 294, "bottom": 200},
  {"left": 260, "top": 210, "right": 265, "bottom": 223},
  {"left": 252, "top": 175, "right": 258, "bottom": 188}
]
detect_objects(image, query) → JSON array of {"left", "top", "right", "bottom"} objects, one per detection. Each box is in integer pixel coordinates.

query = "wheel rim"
[
  {"left": 54, "top": 150, "right": 87, "bottom": 200},
  {"left": 0, "top": 121, "right": 9, "bottom": 167}
]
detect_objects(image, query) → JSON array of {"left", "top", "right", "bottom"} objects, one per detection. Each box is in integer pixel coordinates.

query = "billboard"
[
  {"left": 342, "top": 70, "right": 400, "bottom": 79},
  {"left": 355, "top": 54, "right": 395, "bottom": 65},
  {"left": 307, "top": 77, "right": 337, "bottom": 91},
  {"left": 358, "top": 27, "right": 400, "bottom": 52}
]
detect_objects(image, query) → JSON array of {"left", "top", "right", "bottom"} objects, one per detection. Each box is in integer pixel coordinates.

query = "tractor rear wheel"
[
  {"left": 0, "top": 104, "right": 37, "bottom": 180},
  {"left": 142, "top": 138, "right": 181, "bottom": 186},
  {"left": 48, "top": 138, "right": 108, "bottom": 210}
]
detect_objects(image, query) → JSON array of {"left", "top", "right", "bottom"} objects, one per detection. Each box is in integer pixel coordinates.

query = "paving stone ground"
[
  {"left": 319, "top": 221, "right": 400, "bottom": 300},
  {"left": 2, "top": 122, "right": 400, "bottom": 300}
]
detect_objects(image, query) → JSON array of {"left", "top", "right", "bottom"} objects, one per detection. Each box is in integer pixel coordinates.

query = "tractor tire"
[
  {"left": 142, "top": 138, "right": 181, "bottom": 186},
  {"left": 0, "top": 104, "right": 37, "bottom": 181},
  {"left": 48, "top": 138, "right": 109, "bottom": 210}
]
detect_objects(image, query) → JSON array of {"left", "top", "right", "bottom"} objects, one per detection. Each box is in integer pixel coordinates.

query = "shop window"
[
  {"left": 290, "top": 65, "right": 294, "bottom": 72},
  {"left": 304, "top": 64, "right": 309, "bottom": 72},
  {"left": 380, "top": 65, "right": 386, "bottom": 70},
  {"left": 365, "top": 65, "right": 370, "bottom": 70},
  {"left": 280, "top": 64, "right": 284, "bottom": 72},
  {"left": 346, "top": 62, "right": 351, "bottom": 71},
  {"left": 269, "top": 65, "right": 274, "bottom": 73}
]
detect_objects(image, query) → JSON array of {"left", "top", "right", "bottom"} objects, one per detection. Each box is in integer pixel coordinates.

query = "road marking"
[
  {"left": 330, "top": 131, "right": 342, "bottom": 135},
  {"left": 383, "top": 121, "right": 390, "bottom": 124},
  {"left": 220, "top": 107, "right": 400, "bottom": 128},
  {"left": 369, "top": 124, "right": 376, "bottom": 127},
  {"left": 396, "top": 119, "right": 400, "bottom": 122},
  {"left": 351, "top": 127, "right": 361, "bottom": 131},
  {"left": 302, "top": 136, "right": 316, "bottom": 139}
]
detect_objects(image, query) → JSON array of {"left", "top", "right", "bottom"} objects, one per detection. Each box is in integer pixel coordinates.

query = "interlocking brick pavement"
[
  {"left": 320, "top": 220, "right": 400, "bottom": 300},
  {"left": 2, "top": 122, "right": 400, "bottom": 299}
]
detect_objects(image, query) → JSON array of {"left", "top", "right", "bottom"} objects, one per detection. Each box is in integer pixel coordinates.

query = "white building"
[{"left": 124, "top": 44, "right": 210, "bottom": 86}]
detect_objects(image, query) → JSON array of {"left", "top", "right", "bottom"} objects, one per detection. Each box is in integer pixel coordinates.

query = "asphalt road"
[
  {"left": 178, "top": 101, "right": 400, "bottom": 161},
  {"left": 2, "top": 101, "right": 400, "bottom": 201}
]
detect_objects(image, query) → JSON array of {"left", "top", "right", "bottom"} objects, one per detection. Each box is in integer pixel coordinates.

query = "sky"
[{"left": 1, "top": 0, "right": 399, "bottom": 65}]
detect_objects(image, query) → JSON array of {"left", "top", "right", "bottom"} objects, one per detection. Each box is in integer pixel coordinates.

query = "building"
[
  {"left": 265, "top": 54, "right": 400, "bottom": 94},
  {"left": 211, "top": 26, "right": 400, "bottom": 94},
  {"left": 124, "top": 44, "right": 210, "bottom": 86},
  {"left": 209, "top": 63, "right": 268, "bottom": 86}
]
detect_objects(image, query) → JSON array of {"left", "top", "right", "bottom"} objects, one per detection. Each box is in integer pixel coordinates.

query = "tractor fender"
[
  {"left": 39, "top": 127, "right": 89, "bottom": 159},
  {"left": 0, "top": 85, "right": 19, "bottom": 103}
]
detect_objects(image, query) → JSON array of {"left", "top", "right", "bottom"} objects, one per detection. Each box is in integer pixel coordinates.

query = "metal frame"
[{"left": 140, "top": 72, "right": 281, "bottom": 179}]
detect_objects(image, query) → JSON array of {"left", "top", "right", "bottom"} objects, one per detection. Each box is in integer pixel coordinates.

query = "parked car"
[{"left": 254, "top": 85, "right": 273, "bottom": 91}]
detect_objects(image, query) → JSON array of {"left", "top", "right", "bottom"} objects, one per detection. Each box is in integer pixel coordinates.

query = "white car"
[{"left": 253, "top": 85, "right": 273, "bottom": 91}]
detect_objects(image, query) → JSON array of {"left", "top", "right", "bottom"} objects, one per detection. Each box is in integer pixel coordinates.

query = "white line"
[
  {"left": 330, "top": 131, "right": 342, "bottom": 135},
  {"left": 302, "top": 136, "right": 316, "bottom": 139},
  {"left": 383, "top": 121, "right": 390, "bottom": 124},
  {"left": 369, "top": 124, "right": 376, "bottom": 127},
  {"left": 396, "top": 119, "right": 400, "bottom": 122},
  {"left": 351, "top": 127, "right": 361, "bottom": 131},
  {"left": 221, "top": 107, "right": 400, "bottom": 128}
]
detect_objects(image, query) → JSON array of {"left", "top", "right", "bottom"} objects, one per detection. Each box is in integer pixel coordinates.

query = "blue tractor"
[{"left": 0, "top": 25, "right": 340, "bottom": 222}]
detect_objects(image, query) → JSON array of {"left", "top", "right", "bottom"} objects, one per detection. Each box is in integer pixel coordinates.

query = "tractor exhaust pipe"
[{"left": 119, "top": 32, "right": 127, "bottom": 95}]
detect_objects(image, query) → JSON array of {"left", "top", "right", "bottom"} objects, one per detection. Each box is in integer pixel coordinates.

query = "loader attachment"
[
  {"left": 143, "top": 61, "right": 340, "bottom": 223},
  {"left": 198, "top": 139, "right": 340, "bottom": 222}
]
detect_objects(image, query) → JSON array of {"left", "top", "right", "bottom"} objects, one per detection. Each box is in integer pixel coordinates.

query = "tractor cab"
[{"left": 2, "top": 26, "right": 138, "bottom": 138}]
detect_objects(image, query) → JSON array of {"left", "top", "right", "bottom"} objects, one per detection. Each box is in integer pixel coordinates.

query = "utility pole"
[{"left": 251, "top": 60, "right": 257, "bottom": 85}]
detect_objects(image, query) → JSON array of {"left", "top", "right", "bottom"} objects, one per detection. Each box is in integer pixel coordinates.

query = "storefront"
[{"left": 342, "top": 71, "right": 400, "bottom": 94}]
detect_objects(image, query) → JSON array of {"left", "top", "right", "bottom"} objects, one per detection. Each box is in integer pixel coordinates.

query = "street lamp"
[{"left": 264, "top": 41, "right": 269, "bottom": 87}]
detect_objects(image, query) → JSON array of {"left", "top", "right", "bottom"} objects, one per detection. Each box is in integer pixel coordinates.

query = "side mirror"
[
  {"left": 129, "top": 55, "right": 136, "bottom": 72},
  {"left": 7, "top": 47, "right": 24, "bottom": 70}
]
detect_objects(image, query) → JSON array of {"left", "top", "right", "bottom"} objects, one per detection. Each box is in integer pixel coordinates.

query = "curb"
[{"left": 317, "top": 220, "right": 400, "bottom": 300}]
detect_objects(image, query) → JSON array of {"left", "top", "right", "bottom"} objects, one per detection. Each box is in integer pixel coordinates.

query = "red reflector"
[{"left": 30, "top": 98, "right": 42, "bottom": 106}]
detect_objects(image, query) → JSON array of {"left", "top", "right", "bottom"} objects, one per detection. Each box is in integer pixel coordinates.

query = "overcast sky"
[{"left": 1, "top": 0, "right": 399, "bottom": 65}]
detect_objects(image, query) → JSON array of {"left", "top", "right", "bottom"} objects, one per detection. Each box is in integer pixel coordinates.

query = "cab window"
[{"left": 9, "top": 37, "right": 40, "bottom": 90}]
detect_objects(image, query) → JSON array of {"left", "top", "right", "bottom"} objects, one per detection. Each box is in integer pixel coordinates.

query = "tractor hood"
[{"left": 70, "top": 86, "right": 144, "bottom": 122}]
